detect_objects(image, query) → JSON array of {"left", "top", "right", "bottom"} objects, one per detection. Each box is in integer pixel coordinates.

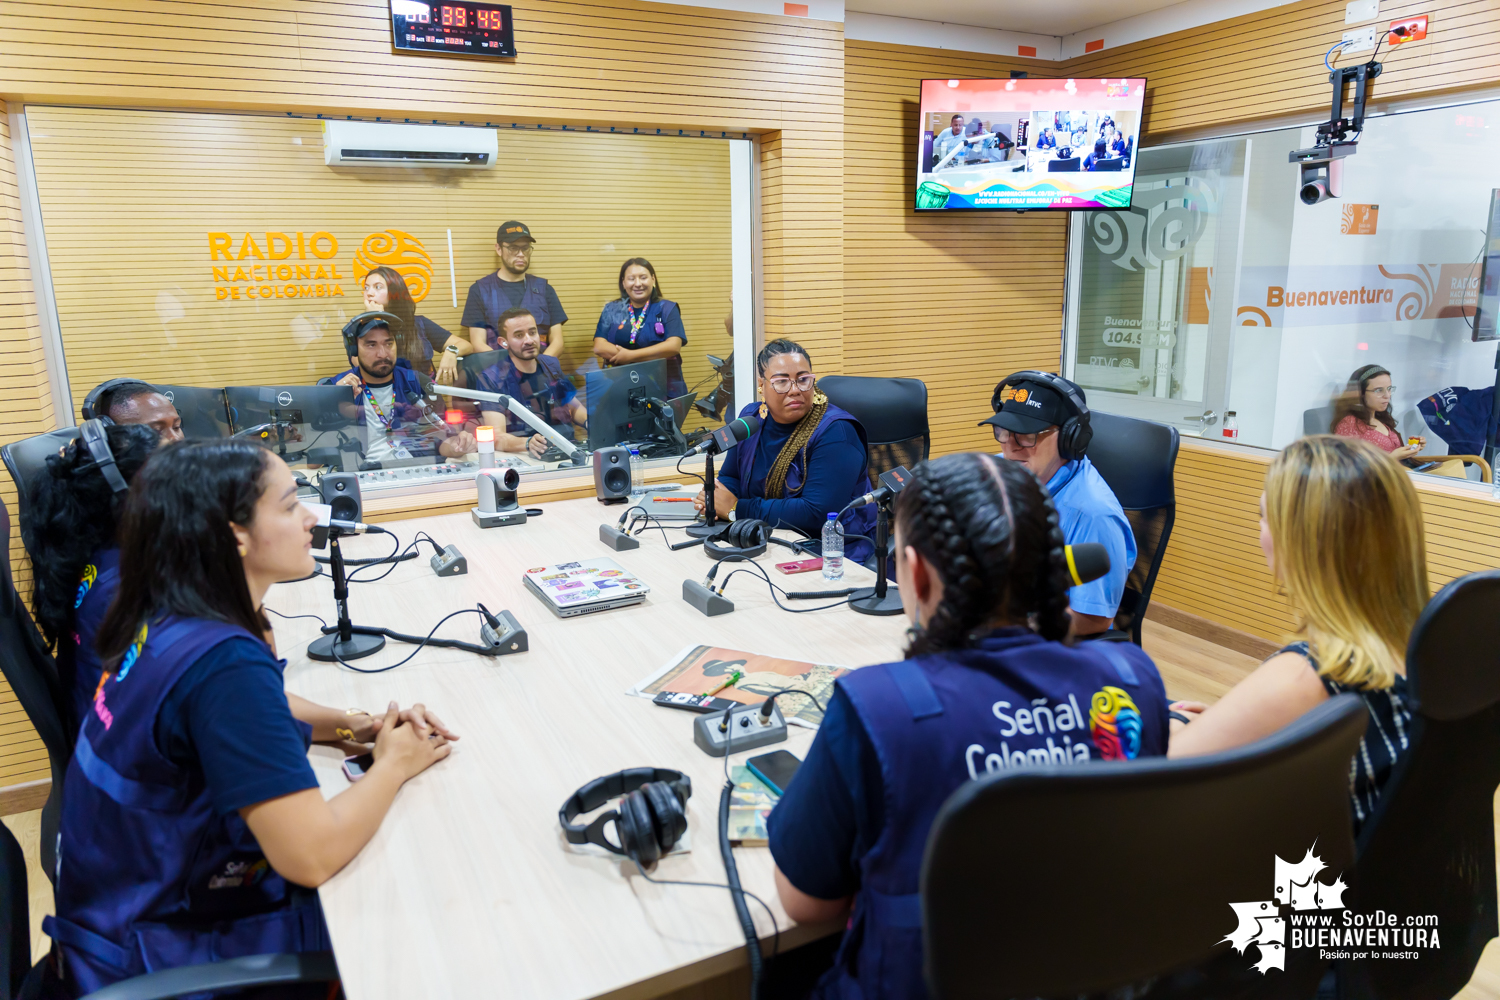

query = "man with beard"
[
  {"left": 461, "top": 220, "right": 568, "bottom": 358},
  {"left": 471, "top": 307, "right": 587, "bottom": 457},
  {"left": 329, "top": 316, "right": 475, "bottom": 465}
]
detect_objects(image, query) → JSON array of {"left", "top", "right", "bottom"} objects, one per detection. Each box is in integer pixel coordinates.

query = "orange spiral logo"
[{"left": 352, "top": 229, "right": 433, "bottom": 303}]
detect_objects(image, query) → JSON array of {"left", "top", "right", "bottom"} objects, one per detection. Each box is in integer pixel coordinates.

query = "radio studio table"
[{"left": 269, "top": 496, "right": 908, "bottom": 1000}]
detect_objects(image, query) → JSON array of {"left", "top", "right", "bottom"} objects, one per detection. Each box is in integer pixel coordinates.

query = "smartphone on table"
[
  {"left": 342, "top": 752, "right": 375, "bottom": 782},
  {"left": 747, "top": 750, "right": 802, "bottom": 796},
  {"left": 775, "top": 558, "right": 823, "bottom": 575}
]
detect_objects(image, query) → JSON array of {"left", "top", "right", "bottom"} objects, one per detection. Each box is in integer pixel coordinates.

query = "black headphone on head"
[
  {"left": 703, "top": 518, "right": 769, "bottom": 562},
  {"left": 81, "top": 377, "right": 155, "bottom": 423},
  {"left": 559, "top": 767, "right": 692, "bottom": 867},
  {"left": 992, "top": 370, "right": 1094, "bottom": 461},
  {"left": 70, "top": 419, "right": 130, "bottom": 494},
  {"left": 341, "top": 311, "right": 404, "bottom": 359}
]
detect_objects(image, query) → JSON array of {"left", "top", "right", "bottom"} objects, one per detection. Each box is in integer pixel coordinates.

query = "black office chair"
[
  {"left": 923, "top": 694, "right": 1369, "bottom": 1000},
  {"left": 0, "top": 823, "right": 337, "bottom": 1000},
  {"left": 1048, "top": 157, "right": 1081, "bottom": 172},
  {"left": 1336, "top": 569, "right": 1500, "bottom": 1000},
  {"left": 1303, "top": 404, "right": 1336, "bottom": 436},
  {"left": 0, "top": 497, "right": 71, "bottom": 887},
  {"left": 816, "top": 376, "right": 930, "bottom": 482},
  {"left": 1084, "top": 411, "right": 1181, "bottom": 645},
  {"left": 1, "top": 428, "right": 79, "bottom": 531},
  {"left": 1094, "top": 158, "right": 1125, "bottom": 172}
]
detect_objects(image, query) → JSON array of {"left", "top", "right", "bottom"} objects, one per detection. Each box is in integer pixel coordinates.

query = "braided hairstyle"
[
  {"left": 757, "top": 338, "right": 829, "bottom": 499},
  {"left": 895, "top": 452, "right": 1074, "bottom": 657},
  {"left": 22, "top": 422, "right": 161, "bottom": 650}
]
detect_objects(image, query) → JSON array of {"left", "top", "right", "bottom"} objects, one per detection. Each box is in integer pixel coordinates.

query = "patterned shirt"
[{"left": 1334, "top": 414, "right": 1403, "bottom": 454}]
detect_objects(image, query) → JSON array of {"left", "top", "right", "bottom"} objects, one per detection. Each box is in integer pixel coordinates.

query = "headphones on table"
[
  {"left": 69, "top": 419, "right": 129, "bottom": 494},
  {"left": 703, "top": 518, "right": 769, "bottom": 562},
  {"left": 559, "top": 767, "right": 692, "bottom": 866},
  {"left": 341, "top": 311, "right": 404, "bottom": 359},
  {"left": 993, "top": 370, "right": 1094, "bottom": 461},
  {"left": 81, "top": 377, "right": 156, "bottom": 423}
]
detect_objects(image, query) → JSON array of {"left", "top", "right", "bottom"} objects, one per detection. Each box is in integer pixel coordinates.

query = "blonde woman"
[{"left": 1170, "top": 435, "right": 1427, "bottom": 830}]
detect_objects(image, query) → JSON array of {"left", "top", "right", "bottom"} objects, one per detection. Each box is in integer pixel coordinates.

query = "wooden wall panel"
[
  {"left": 25, "top": 107, "right": 734, "bottom": 426},
  {"left": 1064, "top": 0, "right": 1500, "bottom": 139},
  {"left": 843, "top": 41, "right": 1067, "bottom": 456},
  {"left": 0, "top": 115, "right": 58, "bottom": 789}
]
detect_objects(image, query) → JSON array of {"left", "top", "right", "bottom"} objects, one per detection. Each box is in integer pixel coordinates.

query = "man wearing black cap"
[
  {"left": 461, "top": 221, "right": 568, "bottom": 359},
  {"left": 980, "top": 372, "right": 1136, "bottom": 637}
]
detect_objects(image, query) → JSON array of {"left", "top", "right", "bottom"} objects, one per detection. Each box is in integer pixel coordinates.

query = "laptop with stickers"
[{"left": 523, "top": 557, "right": 651, "bottom": 618}]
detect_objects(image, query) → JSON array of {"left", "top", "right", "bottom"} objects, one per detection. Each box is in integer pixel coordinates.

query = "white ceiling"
[{"left": 847, "top": 0, "right": 1201, "bottom": 39}]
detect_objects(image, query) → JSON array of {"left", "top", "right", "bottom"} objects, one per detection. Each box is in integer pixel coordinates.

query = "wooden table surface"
[{"left": 267, "top": 496, "right": 908, "bottom": 1000}]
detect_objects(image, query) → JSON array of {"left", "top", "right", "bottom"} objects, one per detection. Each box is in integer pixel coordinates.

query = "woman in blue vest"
[
  {"left": 592, "top": 257, "right": 688, "bottom": 399},
  {"left": 23, "top": 422, "right": 159, "bottom": 735},
  {"left": 767, "top": 452, "right": 1171, "bottom": 1000},
  {"left": 46, "top": 439, "right": 455, "bottom": 996},
  {"left": 693, "top": 339, "right": 877, "bottom": 561}
]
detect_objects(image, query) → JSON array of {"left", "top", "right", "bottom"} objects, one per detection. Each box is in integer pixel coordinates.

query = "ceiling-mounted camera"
[{"left": 1288, "top": 56, "right": 1381, "bottom": 205}]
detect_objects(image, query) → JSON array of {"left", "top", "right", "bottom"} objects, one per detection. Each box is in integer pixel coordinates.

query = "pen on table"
[
  {"left": 703, "top": 670, "right": 743, "bottom": 697},
  {"left": 653, "top": 497, "right": 695, "bottom": 502}
]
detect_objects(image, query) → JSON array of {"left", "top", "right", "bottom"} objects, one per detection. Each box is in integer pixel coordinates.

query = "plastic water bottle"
[
  {"left": 629, "top": 448, "right": 644, "bottom": 494},
  {"left": 1221, "top": 411, "right": 1239, "bottom": 440},
  {"left": 822, "top": 512, "right": 844, "bottom": 581}
]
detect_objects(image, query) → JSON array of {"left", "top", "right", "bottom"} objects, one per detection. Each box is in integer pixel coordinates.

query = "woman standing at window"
[
  {"left": 1331, "top": 364, "right": 1424, "bottom": 460},
  {"left": 361, "top": 266, "right": 473, "bottom": 383},
  {"left": 592, "top": 257, "right": 688, "bottom": 399}
]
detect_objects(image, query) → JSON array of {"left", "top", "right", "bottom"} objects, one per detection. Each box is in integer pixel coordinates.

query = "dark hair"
[
  {"left": 364, "top": 266, "right": 416, "bottom": 360},
  {"left": 96, "top": 381, "right": 159, "bottom": 421},
  {"left": 1330, "top": 364, "right": 1396, "bottom": 434},
  {"left": 755, "top": 338, "right": 812, "bottom": 377},
  {"left": 96, "top": 439, "right": 272, "bottom": 667},
  {"left": 496, "top": 307, "right": 537, "bottom": 338},
  {"left": 22, "top": 423, "right": 161, "bottom": 649},
  {"left": 895, "top": 452, "right": 1073, "bottom": 656},
  {"left": 618, "top": 258, "right": 663, "bottom": 304}
]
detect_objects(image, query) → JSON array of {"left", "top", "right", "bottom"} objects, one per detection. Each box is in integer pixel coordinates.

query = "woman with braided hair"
[
  {"left": 767, "top": 452, "right": 1169, "bottom": 1000},
  {"left": 693, "top": 339, "right": 877, "bottom": 560}
]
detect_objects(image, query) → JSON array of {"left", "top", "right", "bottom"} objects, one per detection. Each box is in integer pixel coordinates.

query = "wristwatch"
[{"left": 445, "top": 343, "right": 461, "bottom": 354}]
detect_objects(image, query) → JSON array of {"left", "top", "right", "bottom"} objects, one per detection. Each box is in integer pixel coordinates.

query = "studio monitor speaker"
[
  {"left": 593, "top": 446, "right": 632, "bottom": 502},
  {"left": 321, "top": 472, "right": 362, "bottom": 523}
]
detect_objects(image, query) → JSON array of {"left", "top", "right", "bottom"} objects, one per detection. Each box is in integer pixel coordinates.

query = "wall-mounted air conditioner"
[{"left": 323, "top": 121, "right": 498, "bottom": 168}]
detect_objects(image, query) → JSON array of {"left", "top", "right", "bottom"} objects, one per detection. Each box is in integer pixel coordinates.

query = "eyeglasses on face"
[
  {"left": 766, "top": 374, "right": 816, "bottom": 394},
  {"left": 502, "top": 243, "right": 534, "bottom": 255},
  {"left": 992, "top": 426, "right": 1056, "bottom": 449},
  {"left": 1366, "top": 385, "right": 1396, "bottom": 398}
]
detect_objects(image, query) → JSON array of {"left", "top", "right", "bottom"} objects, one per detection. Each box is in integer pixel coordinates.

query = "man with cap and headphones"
[
  {"left": 327, "top": 312, "right": 475, "bottom": 465},
  {"left": 980, "top": 371, "right": 1136, "bottom": 638},
  {"left": 461, "top": 221, "right": 568, "bottom": 358}
]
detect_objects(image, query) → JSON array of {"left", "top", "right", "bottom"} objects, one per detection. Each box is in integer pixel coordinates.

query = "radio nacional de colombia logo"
[{"left": 207, "top": 228, "right": 433, "bottom": 303}]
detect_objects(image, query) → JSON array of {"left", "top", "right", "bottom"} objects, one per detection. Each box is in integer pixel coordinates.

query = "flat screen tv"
[{"left": 915, "top": 77, "right": 1147, "bottom": 211}]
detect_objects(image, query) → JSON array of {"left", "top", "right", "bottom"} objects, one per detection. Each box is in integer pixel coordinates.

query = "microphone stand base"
[
  {"left": 849, "top": 586, "right": 904, "bottom": 616},
  {"left": 684, "top": 522, "right": 721, "bottom": 539},
  {"left": 308, "top": 631, "right": 387, "bottom": 662}
]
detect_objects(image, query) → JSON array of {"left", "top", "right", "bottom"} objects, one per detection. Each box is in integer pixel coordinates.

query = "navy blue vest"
[
  {"left": 728, "top": 401, "right": 878, "bottom": 560},
  {"left": 62, "top": 546, "right": 120, "bottom": 738},
  {"left": 819, "top": 630, "right": 1169, "bottom": 1000},
  {"left": 474, "top": 353, "right": 577, "bottom": 439},
  {"left": 476, "top": 274, "right": 558, "bottom": 349},
  {"left": 46, "top": 616, "right": 327, "bottom": 994},
  {"left": 597, "top": 298, "right": 687, "bottom": 398}
]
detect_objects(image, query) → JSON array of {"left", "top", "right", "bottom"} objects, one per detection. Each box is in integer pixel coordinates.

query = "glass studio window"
[
  {"left": 22, "top": 108, "right": 752, "bottom": 490},
  {"left": 1064, "top": 98, "right": 1500, "bottom": 487}
]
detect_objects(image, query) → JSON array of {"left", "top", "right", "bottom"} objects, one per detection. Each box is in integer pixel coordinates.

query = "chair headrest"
[
  {"left": 1083, "top": 411, "right": 1179, "bottom": 509},
  {"left": 1406, "top": 569, "right": 1500, "bottom": 720}
]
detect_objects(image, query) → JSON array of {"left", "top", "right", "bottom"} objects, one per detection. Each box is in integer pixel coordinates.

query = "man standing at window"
[
  {"left": 461, "top": 221, "right": 568, "bottom": 358},
  {"left": 980, "top": 372, "right": 1136, "bottom": 638}
]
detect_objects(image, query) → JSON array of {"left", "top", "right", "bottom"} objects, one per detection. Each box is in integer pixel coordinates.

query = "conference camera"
[{"left": 1289, "top": 141, "right": 1354, "bottom": 206}]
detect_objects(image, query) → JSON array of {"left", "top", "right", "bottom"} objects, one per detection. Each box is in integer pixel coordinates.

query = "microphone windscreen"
[{"left": 1064, "top": 542, "right": 1110, "bottom": 587}]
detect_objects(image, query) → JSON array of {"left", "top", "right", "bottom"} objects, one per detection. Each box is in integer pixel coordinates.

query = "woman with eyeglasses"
[
  {"left": 693, "top": 339, "right": 877, "bottom": 560},
  {"left": 592, "top": 257, "right": 688, "bottom": 399},
  {"left": 1331, "top": 364, "right": 1425, "bottom": 460}
]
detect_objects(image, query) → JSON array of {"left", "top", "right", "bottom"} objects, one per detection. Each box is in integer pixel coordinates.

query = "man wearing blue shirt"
[
  {"left": 980, "top": 372, "right": 1136, "bottom": 637},
  {"left": 932, "top": 114, "right": 969, "bottom": 170}
]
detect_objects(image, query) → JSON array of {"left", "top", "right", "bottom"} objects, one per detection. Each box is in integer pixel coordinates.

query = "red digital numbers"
[
  {"left": 454, "top": 6, "right": 465, "bottom": 25},
  {"left": 440, "top": 5, "right": 452, "bottom": 24}
]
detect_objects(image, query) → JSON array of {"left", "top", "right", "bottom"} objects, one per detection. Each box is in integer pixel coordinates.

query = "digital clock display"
[{"left": 390, "top": 0, "right": 516, "bottom": 57}]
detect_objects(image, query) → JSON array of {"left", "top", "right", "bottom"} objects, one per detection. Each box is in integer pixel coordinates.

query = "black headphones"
[
  {"left": 81, "top": 378, "right": 155, "bottom": 422},
  {"left": 559, "top": 767, "right": 692, "bottom": 866},
  {"left": 341, "top": 311, "right": 404, "bottom": 359},
  {"left": 72, "top": 419, "right": 129, "bottom": 494},
  {"left": 993, "top": 370, "right": 1093, "bottom": 460},
  {"left": 703, "top": 518, "right": 769, "bottom": 562}
]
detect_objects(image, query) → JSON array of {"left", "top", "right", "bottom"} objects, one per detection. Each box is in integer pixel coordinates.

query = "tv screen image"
[{"left": 916, "top": 77, "right": 1146, "bottom": 211}]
